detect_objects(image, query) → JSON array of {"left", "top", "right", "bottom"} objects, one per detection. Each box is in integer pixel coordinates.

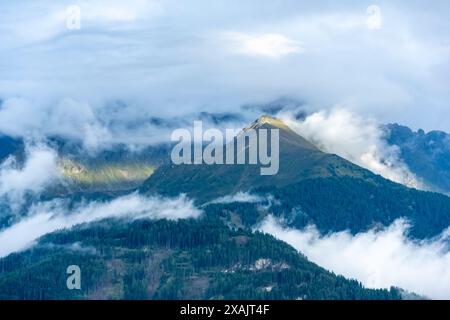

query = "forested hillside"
[{"left": 0, "top": 217, "right": 400, "bottom": 300}]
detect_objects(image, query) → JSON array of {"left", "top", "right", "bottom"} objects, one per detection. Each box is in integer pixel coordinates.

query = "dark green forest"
[
  {"left": 256, "top": 177, "right": 450, "bottom": 239},
  {"left": 0, "top": 217, "right": 401, "bottom": 300},
  {"left": 1, "top": 121, "right": 442, "bottom": 300}
]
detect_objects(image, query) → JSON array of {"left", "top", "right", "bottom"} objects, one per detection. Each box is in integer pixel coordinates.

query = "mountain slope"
[
  {"left": 142, "top": 116, "right": 374, "bottom": 202},
  {"left": 142, "top": 116, "right": 450, "bottom": 239},
  {"left": 384, "top": 123, "right": 450, "bottom": 194},
  {"left": 0, "top": 217, "right": 401, "bottom": 300}
]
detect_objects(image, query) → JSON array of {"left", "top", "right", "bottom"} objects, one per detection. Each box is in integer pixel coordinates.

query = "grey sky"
[{"left": 0, "top": 0, "right": 449, "bottom": 144}]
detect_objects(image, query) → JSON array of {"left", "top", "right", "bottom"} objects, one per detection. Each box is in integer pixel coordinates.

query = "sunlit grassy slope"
[{"left": 59, "top": 158, "right": 155, "bottom": 187}]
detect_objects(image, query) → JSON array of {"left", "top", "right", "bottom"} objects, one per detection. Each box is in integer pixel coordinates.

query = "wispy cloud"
[
  {"left": 223, "top": 32, "right": 304, "bottom": 58},
  {"left": 0, "top": 192, "right": 202, "bottom": 258},
  {"left": 208, "top": 192, "right": 265, "bottom": 205},
  {"left": 6, "top": 0, "right": 163, "bottom": 43},
  {"left": 0, "top": 142, "right": 60, "bottom": 208},
  {"left": 280, "top": 107, "right": 424, "bottom": 188},
  {"left": 259, "top": 215, "right": 450, "bottom": 299}
]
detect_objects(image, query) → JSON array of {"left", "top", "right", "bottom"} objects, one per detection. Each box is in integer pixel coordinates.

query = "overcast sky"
[{"left": 0, "top": 0, "right": 449, "bottom": 143}]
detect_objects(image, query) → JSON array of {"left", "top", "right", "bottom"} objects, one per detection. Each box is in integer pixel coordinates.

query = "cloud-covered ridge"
[
  {"left": 280, "top": 108, "right": 424, "bottom": 189},
  {"left": 0, "top": 192, "right": 202, "bottom": 258},
  {"left": 0, "top": 143, "right": 60, "bottom": 207}
]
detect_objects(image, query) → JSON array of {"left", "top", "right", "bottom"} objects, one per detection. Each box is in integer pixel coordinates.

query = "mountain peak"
[
  {"left": 143, "top": 113, "right": 373, "bottom": 202},
  {"left": 245, "top": 115, "right": 291, "bottom": 131}
]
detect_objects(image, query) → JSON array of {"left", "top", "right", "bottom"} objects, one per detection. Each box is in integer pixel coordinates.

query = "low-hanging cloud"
[
  {"left": 0, "top": 97, "right": 125, "bottom": 151},
  {"left": 0, "top": 97, "right": 251, "bottom": 152},
  {"left": 279, "top": 108, "right": 424, "bottom": 189},
  {"left": 223, "top": 32, "right": 304, "bottom": 59},
  {"left": 0, "top": 143, "right": 60, "bottom": 207},
  {"left": 259, "top": 215, "right": 450, "bottom": 299},
  {"left": 0, "top": 192, "right": 202, "bottom": 258},
  {"left": 0, "top": 0, "right": 449, "bottom": 139},
  {"left": 208, "top": 192, "right": 265, "bottom": 205}
]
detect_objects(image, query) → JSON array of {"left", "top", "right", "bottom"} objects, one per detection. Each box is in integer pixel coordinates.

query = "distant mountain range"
[
  {"left": 0, "top": 217, "right": 401, "bottom": 300},
  {"left": 383, "top": 123, "right": 450, "bottom": 195}
]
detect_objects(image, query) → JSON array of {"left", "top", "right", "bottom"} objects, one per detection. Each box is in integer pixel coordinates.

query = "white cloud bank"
[
  {"left": 280, "top": 108, "right": 424, "bottom": 189},
  {"left": 0, "top": 143, "right": 60, "bottom": 207},
  {"left": 208, "top": 192, "right": 265, "bottom": 205},
  {"left": 0, "top": 192, "right": 201, "bottom": 258},
  {"left": 259, "top": 216, "right": 450, "bottom": 299},
  {"left": 224, "top": 32, "right": 304, "bottom": 59},
  {"left": 0, "top": 98, "right": 115, "bottom": 151}
]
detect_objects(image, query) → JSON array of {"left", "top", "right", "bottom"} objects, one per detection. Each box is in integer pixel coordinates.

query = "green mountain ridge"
[
  {"left": 142, "top": 116, "right": 450, "bottom": 239},
  {"left": 59, "top": 158, "right": 155, "bottom": 191},
  {"left": 142, "top": 116, "right": 375, "bottom": 202}
]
